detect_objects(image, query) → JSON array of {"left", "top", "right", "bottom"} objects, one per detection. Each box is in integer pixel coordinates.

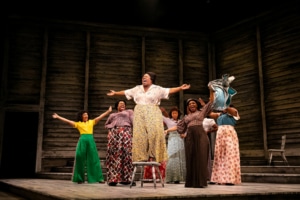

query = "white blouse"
[{"left": 125, "top": 84, "right": 169, "bottom": 105}]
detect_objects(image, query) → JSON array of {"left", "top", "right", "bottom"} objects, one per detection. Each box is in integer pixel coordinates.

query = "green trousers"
[{"left": 72, "top": 134, "right": 104, "bottom": 183}]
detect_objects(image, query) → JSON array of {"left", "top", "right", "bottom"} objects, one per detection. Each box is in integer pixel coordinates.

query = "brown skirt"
[{"left": 184, "top": 125, "right": 209, "bottom": 188}]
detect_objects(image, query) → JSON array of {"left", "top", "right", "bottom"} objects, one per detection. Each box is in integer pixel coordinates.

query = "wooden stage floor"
[{"left": 0, "top": 178, "right": 300, "bottom": 200}]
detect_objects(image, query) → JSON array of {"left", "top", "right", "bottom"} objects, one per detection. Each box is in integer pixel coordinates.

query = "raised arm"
[
  {"left": 160, "top": 107, "right": 169, "bottom": 117},
  {"left": 52, "top": 113, "right": 75, "bottom": 127},
  {"left": 169, "top": 84, "right": 191, "bottom": 94},
  {"left": 107, "top": 90, "right": 125, "bottom": 96},
  {"left": 94, "top": 106, "right": 113, "bottom": 124}
]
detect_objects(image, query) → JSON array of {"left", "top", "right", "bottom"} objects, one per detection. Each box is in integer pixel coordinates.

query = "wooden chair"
[
  {"left": 268, "top": 134, "right": 289, "bottom": 166},
  {"left": 130, "top": 161, "right": 164, "bottom": 189}
]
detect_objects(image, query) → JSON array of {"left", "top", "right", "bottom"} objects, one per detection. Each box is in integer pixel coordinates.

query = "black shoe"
[
  {"left": 77, "top": 182, "right": 84, "bottom": 184},
  {"left": 225, "top": 183, "right": 234, "bottom": 186},
  {"left": 174, "top": 181, "right": 180, "bottom": 184},
  {"left": 108, "top": 182, "right": 117, "bottom": 186},
  {"left": 208, "top": 182, "right": 216, "bottom": 185},
  {"left": 120, "top": 182, "right": 130, "bottom": 185}
]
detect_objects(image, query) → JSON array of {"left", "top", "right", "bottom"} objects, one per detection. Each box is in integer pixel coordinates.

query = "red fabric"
[{"left": 143, "top": 161, "right": 166, "bottom": 180}]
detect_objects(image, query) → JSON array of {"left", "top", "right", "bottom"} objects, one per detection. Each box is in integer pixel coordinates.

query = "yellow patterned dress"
[{"left": 124, "top": 84, "right": 169, "bottom": 163}]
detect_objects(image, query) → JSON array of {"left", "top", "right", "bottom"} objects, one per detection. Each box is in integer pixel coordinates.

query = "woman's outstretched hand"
[
  {"left": 107, "top": 90, "right": 115, "bottom": 96},
  {"left": 52, "top": 113, "right": 59, "bottom": 119},
  {"left": 108, "top": 106, "right": 113, "bottom": 112},
  {"left": 181, "top": 84, "right": 191, "bottom": 90}
]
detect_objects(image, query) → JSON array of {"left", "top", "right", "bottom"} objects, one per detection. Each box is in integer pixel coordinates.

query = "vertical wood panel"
[
  {"left": 36, "top": 28, "right": 48, "bottom": 172},
  {"left": 178, "top": 40, "right": 184, "bottom": 113},
  {"left": 255, "top": 26, "right": 268, "bottom": 158}
]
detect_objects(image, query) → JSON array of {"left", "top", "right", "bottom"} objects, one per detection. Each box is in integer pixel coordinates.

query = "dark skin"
[
  {"left": 185, "top": 100, "right": 218, "bottom": 136},
  {"left": 168, "top": 99, "right": 219, "bottom": 138},
  {"left": 209, "top": 106, "right": 239, "bottom": 120},
  {"left": 107, "top": 73, "right": 191, "bottom": 96}
]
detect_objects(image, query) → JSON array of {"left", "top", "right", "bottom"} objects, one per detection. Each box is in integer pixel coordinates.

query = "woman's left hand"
[{"left": 107, "top": 90, "right": 115, "bottom": 96}]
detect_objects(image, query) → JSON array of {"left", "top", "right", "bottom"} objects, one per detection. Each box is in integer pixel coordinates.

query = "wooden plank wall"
[
  {"left": 43, "top": 29, "right": 87, "bottom": 171},
  {"left": 213, "top": 3, "right": 300, "bottom": 163},
  {"left": 145, "top": 37, "right": 180, "bottom": 108},
  {"left": 183, "top": 39, "right": 210, "bottom": 98},
  {"left": 259, "top": 7, "right": 300, "bottom": 154},
  {"left": 88, "top": 32, "right": 142, "bottom": 155},
  {"left": 1, "top": 2, "right": 300, "bottom": 173},
  {"left": 6, "top": 24, "right": 43, "bottom": 106},
  {"left": 213, "top": 26, "right": 265, "bottom": 159},
  {"left": 1, "top": 18, "right": 210, "bottom": 172}
]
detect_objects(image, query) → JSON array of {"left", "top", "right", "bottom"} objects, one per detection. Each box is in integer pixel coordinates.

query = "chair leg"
[
  {"left": 152, "top": 165, "right": 157, "bottom": 189},
  {"left": 268, "top": 152, "right": 273, "bottom": 165},
  {"left": 130, "top": 165, "right": 137, "bottom": 188},
  {"left": 155, "top": 165, "right": 164, "bottom": 187},
  {"left": 141, "top": 165, "right": 145, "bottom": 187},
  {"left": 281, "top": 152, "right": 289, "bottom": 166},
  {"left": 131, "top": 162, "right": 163, "bottom": 188}
]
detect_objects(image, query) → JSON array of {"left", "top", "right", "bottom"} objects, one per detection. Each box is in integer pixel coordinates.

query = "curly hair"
[
  {"left": 77, "top": 110, "right": 89, "bottom": 122},
  {"left": 114, "top": 99, "right": 127, "bottom": 110},
  {"left": 168, "top": 107, "right": 182, "bottom": 119}
]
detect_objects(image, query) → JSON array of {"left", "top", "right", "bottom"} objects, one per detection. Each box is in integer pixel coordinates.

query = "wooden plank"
[
  {"left": 36, "top": 28, "right": 48, "bottom": 172},
  {"left": 256, "top": 25, "right": 268, "bottom": 158}
]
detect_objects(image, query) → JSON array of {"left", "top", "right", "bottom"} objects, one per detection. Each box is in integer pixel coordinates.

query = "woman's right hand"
[{"left": 52, "top": 113, "right": 58, "bottom": 119}]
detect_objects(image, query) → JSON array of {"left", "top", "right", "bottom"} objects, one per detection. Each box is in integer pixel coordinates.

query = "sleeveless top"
[{"left": 217, "top": 113, "right": 236, "bottom": 126}]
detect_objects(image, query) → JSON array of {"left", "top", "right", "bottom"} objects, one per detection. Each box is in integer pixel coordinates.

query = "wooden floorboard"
[{"left": 0, "top": 178, "right": 300, "bottom": 200}]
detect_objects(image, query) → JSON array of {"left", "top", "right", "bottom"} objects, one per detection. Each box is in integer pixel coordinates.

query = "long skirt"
[
  {"left": 106, "top": 126, "right": 133, "bottom": 183},
  {"left": 184, "top": 125, "right": 209, "bottom": 188},
  {"left": 165, "top": 131, "right": 186, "bottom": 183},
  {"left": 72, "top": 134, "right": 104, "bottom": 183},
  {"left": 210, "top": 125, "right": 241, "bottom": 185},
  {"left": 132, "top": 104, "right": 168, "bottom": 163}
]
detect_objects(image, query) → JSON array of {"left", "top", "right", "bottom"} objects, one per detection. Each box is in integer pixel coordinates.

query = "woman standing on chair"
[
  {"left": 52, "top": 107, "right": 112, "bottom": 184},
  {"left": 107, "top": 72, "right": 190, "bottom": 163},
  {"left": 105, "top": 100, "right": 135, "bottom": 186}
]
